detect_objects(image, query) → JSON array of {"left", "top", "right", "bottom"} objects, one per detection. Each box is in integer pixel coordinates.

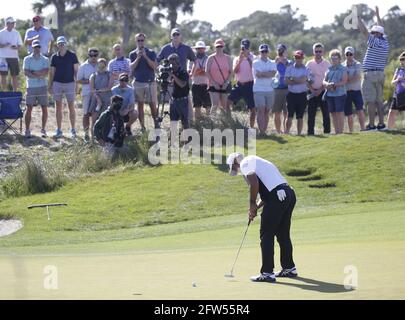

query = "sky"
[{"left": 2, "top": 0, "right": 402, "bottom": 30}]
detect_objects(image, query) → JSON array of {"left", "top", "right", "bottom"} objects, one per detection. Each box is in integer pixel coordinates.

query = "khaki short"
[
  {"left": 132, "top": 81, "right": 158, "bottom": 104},
  {"left": 26, "top": 86, "right": 48, "bottom": 106},
  {"left": 273, "top": 89, "right": 288, "bottom": 113},
  {"left": 362, "top": 71, "right": 385, "bottom": 104}
]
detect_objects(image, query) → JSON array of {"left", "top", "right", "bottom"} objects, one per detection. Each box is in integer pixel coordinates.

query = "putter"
[{"left": 225, "top": 220, "right": 251, "bottom": 278}]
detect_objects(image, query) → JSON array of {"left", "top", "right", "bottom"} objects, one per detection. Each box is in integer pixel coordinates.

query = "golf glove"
[{"left": 277, "top": 190, "right": 287, "bottom": 202}]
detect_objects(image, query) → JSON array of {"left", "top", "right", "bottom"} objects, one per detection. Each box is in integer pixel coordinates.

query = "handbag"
[{"left": 213, "top": 56, "right": 232, "bottom": 93}]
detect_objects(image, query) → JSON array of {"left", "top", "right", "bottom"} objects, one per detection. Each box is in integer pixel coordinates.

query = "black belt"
[
  {"left": 171, "top": 96, "right": 188, "bottom": 101},
  {"left": 365, "top": 69, "right": 384, "bottom": 72}
]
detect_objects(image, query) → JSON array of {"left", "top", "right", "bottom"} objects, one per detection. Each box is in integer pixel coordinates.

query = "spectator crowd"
[{"left": 0, "top": 7, "right": 404, "bottom": 148}]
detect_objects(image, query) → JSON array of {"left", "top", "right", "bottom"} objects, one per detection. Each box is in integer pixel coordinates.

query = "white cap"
[
  {"left": 226, "top": 153, "right": 244, "bottom": 176},
  {"left": 5, "top": 17, "right": 16, "bottom": 24},
  {"left": 345, "top": 46, "right": 355, "bottom": 54},
  {"left": 193, "top": 41, "right": 209, "bottom": 50},
  {"left": 370, "top": 25, "right": 385, "bottom": 35}
]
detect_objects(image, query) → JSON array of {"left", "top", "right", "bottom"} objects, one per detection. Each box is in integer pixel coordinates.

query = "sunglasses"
[
  {"left": 137, "top": 39, "right": 145, "bottom": 42},
  {"left": 346, "top": 53, "right": 353, "bottom": 56},
  {"left": 119, "top": 79, "right": 129, "bottom": 82},
  {"left": 400, "top": 58, "right": 405, "bottom": 62},
  {"left": 172, "top": 33, "right": 180, "bottom": 37},
  {"left": 315, "top": 51, "right": 323, "bottom": 54},
  {"left": 260, "top": 50, "right": 269, "bottom": 53},
  {"left": 216, "top": 46, "right": 224, "bottom": 49}
]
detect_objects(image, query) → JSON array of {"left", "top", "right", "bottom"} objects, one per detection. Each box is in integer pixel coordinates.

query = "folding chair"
[{"left": 0, "top": 92, "right": 24, "bottom": 136}]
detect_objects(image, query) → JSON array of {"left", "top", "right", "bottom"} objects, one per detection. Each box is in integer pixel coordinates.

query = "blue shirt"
[
  {"left": 108, "top": 57, "right": 131, "bottom": 85},
  {"left": 23, "top": 53, "right": 49, "bottom": 88},
  {"left": 111, "top": 84, "right": 135, "bottom": 114},
  {"left": 129, "top": 47, "right": 156, "bottom": 83},
  {"left": 325, "top": 64, "right": 347, "bottom": 97},
  {"left": 275, "top": 59, "right": 292, "bottom": 89},
  {"left": 363, "top": 34, "right": 389, "bottom": 71},
  {"left": 285, "top": 63, "right": 310, "bottom": 93},
  {"left": 50, "top": 50, "right": 79, "bottom": 83},
  {"left": 24, "top": 26, "right": 54, "bottom": 55},
  {"left": 157, "top": 43, "right": 196, "bottom": 72}
]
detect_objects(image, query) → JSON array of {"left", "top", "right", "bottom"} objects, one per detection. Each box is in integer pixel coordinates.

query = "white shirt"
[
  {"left": 0, "top": 28, "right": 23, "bottom": 59},
  {"left": 252, "top": 58, "right": 277, "bottom": 92},
  {"left": 240, "top": 156, "right": 287, "bottom": 192}
]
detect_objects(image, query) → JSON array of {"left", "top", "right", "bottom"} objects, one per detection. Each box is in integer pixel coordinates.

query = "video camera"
[{"left": 157, "top": 59, "right": 173, "bottom": 91}]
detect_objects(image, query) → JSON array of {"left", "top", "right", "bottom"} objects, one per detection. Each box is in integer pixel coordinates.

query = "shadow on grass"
[
  {"left": 257, "top": 134, "right": 289, "bottom": 144},
  {"left": 276, "top": 276, "right": 354, "bottom": 294},
  {"left": 385, "top": 130, "right": 405, "bottom": 136}
]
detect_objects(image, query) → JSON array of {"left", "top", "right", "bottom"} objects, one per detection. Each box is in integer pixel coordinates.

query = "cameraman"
[
  {"left": 167, "top": 53, "right": 190, "bottom": 130},
  {"left": 94, "top": 95, "right": 126, "bottom": 155}
]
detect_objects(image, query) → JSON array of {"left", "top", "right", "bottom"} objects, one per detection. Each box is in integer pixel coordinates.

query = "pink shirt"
[
  {"left": 306, "top": 59, "right": 331, "bottom": 90},
  {"left": 233, "top": 54, "right": 254, "bottom": 83},
  {"left": 207, "top": 54, "right": 231, "bottom": 86}
]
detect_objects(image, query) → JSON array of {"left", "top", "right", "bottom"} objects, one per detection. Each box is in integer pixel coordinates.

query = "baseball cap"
[
  {"left": 370, "top": 25, "right": 385, "bottom": 35},
  {"left": 171, "top": 28, "right": 181, "bottom": 36},
  {"left": 88, "top": 47, "right": 99, "bottom": 54},
  {"left": 32, "top": 39, "right": 41, "bottom": 48},
  {"left": 399, "top": 52, "right": 405, "bottom": 60},
  {"left": 119, "top": 73, "right": 129, "bottom": 82},
  {"left": 294, "top": 50, "right": 305, "bottom": 59},
  {"left": 5, "top": 17, "right": 16, "bottom": 24},
  {"left": 214, "top": 38, "right": 225, "bottom": 48},
  {"left": 277, "top": 44, "right": 287, "bottom": 51},
  {"left": 241, "top": 39, "right": 250, "bottom": 49},
  {"left": 345, "top": 46, "right": 355, "bottom": 54},
  {"left": 259, "top": 44, "right": 269, "bottom": 52},
  {"left": 56, "top": 36, "right": 67, "bottom": 45},
  {"left": 33, "top": 15, "right": 41, "bottom": 22},
  {"left": 193, "top": 41, "right": 209, "bottom": 50},
  {"left": 226, "top": 152, "right": 244, "bottom": 176}
]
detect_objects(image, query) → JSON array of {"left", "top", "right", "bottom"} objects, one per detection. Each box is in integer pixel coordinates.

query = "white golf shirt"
[
  {"left": 240, "top": 156, "right": 287, "bottom": 193},
  {"left": 0, "top": 28, "right": 23, "bottom": 59}
]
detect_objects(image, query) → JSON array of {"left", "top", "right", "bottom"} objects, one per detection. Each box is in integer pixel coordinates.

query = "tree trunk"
[
  {"left": 55, "top": 2, "right": 66, "bottom": 35},
  {"left": 168, "top": 9, "right": 178, "bottom": 30},
  {"left": 121, "top": 13, "right": 131, "bottom": 50}
]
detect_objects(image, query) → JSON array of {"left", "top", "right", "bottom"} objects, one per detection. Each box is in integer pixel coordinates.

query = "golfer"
[{"left": 227, "top": 153, "right": 298, "bottom": 282}]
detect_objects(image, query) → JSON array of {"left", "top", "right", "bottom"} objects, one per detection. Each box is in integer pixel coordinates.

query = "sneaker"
[
  {"left": 250, "top": 273, "right": 276, "bottom": 283},
  {"left": 125, "top": 127, "right": 133, "bottom": 136},
  {"left": 70, "top": 128, "right": 77, "bottom": 139},
  {"left": 84, "top": 132, "right": 90, "bottom": 143},
  {"left": 40, "top": 129, "right": 47, "bottom": 138},
  {"left": 275, "top": 267, "right": 298, "bottom": 278},
  {"left": 53, "top": 129, "right": 63, "bottom": 139},
  {"left": 24, "top": 129, "right": 32, "bottom": 139},
  {"left": 377, "top": 123, "right": 388, "bottom": 131},
  {"left": 362, "top": 124, "right": 377, "bottom": 132}
]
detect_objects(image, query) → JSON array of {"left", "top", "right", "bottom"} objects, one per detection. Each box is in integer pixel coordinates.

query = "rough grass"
[{"left": 0, "top": 131, "right": 404, "bottom": 248}]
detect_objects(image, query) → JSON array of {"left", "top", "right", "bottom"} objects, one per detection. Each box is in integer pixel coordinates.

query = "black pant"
[
  {"left": 307, "top": 92, "right": 331, "bottom": 135},
  {"left": 260, "top": 184, "right": 296, "bottom": 274}
]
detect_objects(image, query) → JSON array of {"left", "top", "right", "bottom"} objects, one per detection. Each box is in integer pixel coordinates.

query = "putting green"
[{"left": 1, "top": 202, "right": 404, "bottom": 300}]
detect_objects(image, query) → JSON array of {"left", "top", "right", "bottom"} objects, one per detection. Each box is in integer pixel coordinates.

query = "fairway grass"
[
  {"left": 1, "top": 202, "right": 404, "bottom": 300},
  {"left": 0, "top": 132, "right": 404, "bottom": 299}
]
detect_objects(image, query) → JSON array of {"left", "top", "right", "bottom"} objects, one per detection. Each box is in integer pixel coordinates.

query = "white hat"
[
  {"left": 193, "top": 41, "right": 209, "bottom": 50},
  {"left": 226, "top": 153, "right": 244, "bottom": 176},
  {"left": 5, "top": 17, "right": 16, "bottom": 24},
  {"left": 370, "top": 25, "right": 385, "bottom": 35},
  {"left": 345, "top": 46, "right": 355, "bottom": 54}
]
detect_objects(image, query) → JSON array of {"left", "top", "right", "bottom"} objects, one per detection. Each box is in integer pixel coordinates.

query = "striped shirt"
[
  {"left": 108, "top": 57, "right": 131, "bottom": 84},
  {"left": 362, "top": 35, "right": 389, "bottom": 71}
]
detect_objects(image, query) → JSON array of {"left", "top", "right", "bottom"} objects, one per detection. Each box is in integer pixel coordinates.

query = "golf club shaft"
[{"left": 229, "top": 220, "right": 251, "bottom": 275}]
